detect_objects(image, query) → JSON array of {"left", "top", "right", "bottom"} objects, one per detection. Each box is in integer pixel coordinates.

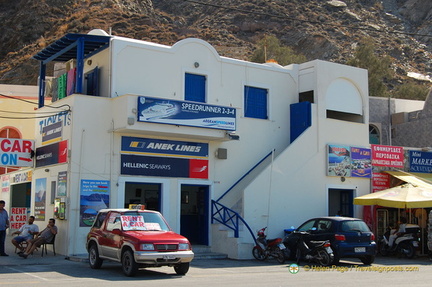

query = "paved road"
[{"left": 2, "top": 241, "right": 432, "bottom": 286}]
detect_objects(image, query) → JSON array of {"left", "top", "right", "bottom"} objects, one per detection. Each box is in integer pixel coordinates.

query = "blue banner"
[
  {"left": 121, "top": 136, "right": 208, "bottom": 158},
  {"left": 137, "top": 96, "right": 236, "bottom": 131},
  {"left": 410, "top": 150, "right": 432, "bottom": 173},
  {"left": 121, "top": 154, "right": 208, "bottom": 178}
]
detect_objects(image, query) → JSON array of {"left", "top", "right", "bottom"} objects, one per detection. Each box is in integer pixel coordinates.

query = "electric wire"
[{"left": 0, "top": 93, "right": 71, "bottom": 120}]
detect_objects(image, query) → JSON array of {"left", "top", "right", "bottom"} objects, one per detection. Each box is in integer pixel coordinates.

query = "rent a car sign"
[
  {"left": 0, "top": 138, "right": 34, "bottom": 167},
  {"left": 121, "top": 215, "right": 161, "bottom": 231}
]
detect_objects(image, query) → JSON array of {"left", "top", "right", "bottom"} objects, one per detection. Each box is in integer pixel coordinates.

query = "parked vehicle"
[
  {"left": 293, "top": 230, "right": 334, "bottom": 266},
  {"left": 379, "top": 224, "right": 420, "bottom": 259},
  {"left": 86, "top": 208, "right": 194, "bottom": 276},
  {"left": 252, "top": 227, "right": 286, "bottom": 264},
  {"left": 283, "top": 217, "right": 376, "bottom": 265}
]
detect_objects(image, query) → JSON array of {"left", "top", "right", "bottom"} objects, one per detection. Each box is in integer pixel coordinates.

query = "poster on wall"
[
  {"left": 372, "top": 172, "right": 390, "bottom": 193},
  {"left": 350, "top": 147, "right": 372, "bottom": 178},
  {"left": 371, "top": 144, "right": 404, "bottom": 168},
  {"left": 1, "top": 175, "right": 10, "bottom": 192},
  {"left": 34, "top": 178, "right": 46, "bottom": 221},
  {"left": 80, "top": 179, "right": 110, "bottom": 227},
  {"left": 9, "top": 207, "right": 27, "bottom": 230},
  {"left": 35, "top": 140, "right": 68, "bottom": 167},
  {"left": 327, "top": 145, "right": 351, "bottom": 177},
  {"left": 409, "top": 150, "right": 432, "bottom": 173},
  {"left": 57, "top": 171, "right": 67, "bottom": 197}
]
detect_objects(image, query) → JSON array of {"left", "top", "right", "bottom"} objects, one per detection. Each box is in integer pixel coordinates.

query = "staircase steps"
[{"left": 192, "top": 245, "right": 228, "bottom": 260}]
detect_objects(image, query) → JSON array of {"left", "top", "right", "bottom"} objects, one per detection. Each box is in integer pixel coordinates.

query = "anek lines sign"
[{"left": 0, "top": 138, "right": 34, "bottom": 167}]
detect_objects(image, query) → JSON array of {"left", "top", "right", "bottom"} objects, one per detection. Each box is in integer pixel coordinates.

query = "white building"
[{"left": 1, "top": 30, "right": 371, "bottom": 258}]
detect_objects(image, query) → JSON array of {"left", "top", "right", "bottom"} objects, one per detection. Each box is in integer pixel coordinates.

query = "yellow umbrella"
[{"left": 354, "top": 183, "right": 432, "bottom": 209}]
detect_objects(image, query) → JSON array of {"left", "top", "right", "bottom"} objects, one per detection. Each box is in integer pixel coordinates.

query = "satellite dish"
[{"left": 87, "top": 29, "right": 109, "bottom": 36}]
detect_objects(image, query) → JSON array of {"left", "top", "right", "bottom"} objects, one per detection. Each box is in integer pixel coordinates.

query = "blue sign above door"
[
  {"left": 121, "top": 136, "right": 208, "bottom": 159},
  {"left": 137, "top": 96, "right": 236, "bottom": 131}
]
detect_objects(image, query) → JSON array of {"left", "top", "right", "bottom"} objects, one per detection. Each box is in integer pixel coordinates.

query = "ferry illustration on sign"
[{"left": 141, "top": 102, "right": 178, "bottom": 120}]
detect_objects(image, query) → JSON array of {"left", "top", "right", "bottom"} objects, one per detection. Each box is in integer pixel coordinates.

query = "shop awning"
[{"left": 385, "top": 171, "right": 432, "bottom": 188}]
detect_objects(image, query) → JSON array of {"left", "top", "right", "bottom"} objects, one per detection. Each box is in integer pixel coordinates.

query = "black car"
[{"left": 283, "top": 216, "right": 376, "bottom": 264}]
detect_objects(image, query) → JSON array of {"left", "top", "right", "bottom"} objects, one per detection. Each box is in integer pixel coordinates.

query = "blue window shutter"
[
  {"left": 244, "top": 86, "right": 268, "bottom": 119},
  {"left": 185, "top": 73, "right": 206, "bottom": 102}
]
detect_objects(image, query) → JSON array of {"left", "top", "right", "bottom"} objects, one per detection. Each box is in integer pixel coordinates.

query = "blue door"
[{"left": 180, "top": 185, "right": 209, "bottom": 245}]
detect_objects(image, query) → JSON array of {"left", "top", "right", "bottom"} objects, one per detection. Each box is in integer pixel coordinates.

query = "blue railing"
[
  {"left": 212, "top": 151, "right": 274, "bottom": 245},
  {"left": 211, "top": 200, "right": 257, "bottom": 245},
  {"left": 216, "top": 150, "right": 274, "bottom": 202}
]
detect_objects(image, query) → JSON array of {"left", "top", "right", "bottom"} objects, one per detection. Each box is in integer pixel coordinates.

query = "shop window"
[
  {"left": 185, "top": 73, "right": 206, "bottom": 103},
  {"left": 244, "top": 86, "right": 268, "bottom": 119}
]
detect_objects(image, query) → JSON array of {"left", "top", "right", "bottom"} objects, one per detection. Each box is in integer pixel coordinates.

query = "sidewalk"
[{"left": 0, "top": 234, "right": 87, "bottom": 266}]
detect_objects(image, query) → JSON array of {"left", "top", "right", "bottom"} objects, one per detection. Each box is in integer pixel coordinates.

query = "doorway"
[
  {"left": 124, "top": 182, "right": 161, "bottom": 211},
  {"left": 11, "top": 182, "right": 31, "bottom": 208},
  {"left": 328, "top": 188, "right": 354, "bottom": 217},
  {"left": 180, "top": 185, "right": 209, "bottom": 245}
]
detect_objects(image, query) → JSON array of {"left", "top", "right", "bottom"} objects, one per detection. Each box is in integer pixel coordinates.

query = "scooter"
[
  {"left": 293, "top": 231, "right": 334, "bottom": 266},
  {"left": 252, "top": 227, "right": 286, "bottom": 264},
  {"left": 379, "top": 225, "right": 420, "bottom": 259}
]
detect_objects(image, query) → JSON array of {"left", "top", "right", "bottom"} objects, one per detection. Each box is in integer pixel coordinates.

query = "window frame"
[{"left": 244, "top": 85, "right": 269, "bottom": 120}]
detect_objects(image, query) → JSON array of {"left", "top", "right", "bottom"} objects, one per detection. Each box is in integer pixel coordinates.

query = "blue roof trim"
[{"left": 32, "top": 33, "right": 111, "bottom": 64}]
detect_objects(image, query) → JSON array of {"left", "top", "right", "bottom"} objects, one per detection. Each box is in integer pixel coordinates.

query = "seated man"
[
  {"left": 388, "top": 217, "right": 407, "bottom": 248},
  {"left": 20, "top": 218, "right": 57, "bottom": 259},
  {"left": 11, "top": 215, "right": 39, "bottom": 252}
]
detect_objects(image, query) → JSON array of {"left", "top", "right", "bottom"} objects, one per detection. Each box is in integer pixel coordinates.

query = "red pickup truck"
[{"left": 86, "top": 208, "right": 194, "bottom": 276}]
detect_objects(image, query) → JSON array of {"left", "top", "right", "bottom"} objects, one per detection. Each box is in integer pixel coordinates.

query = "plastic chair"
[{"left": 41, "top": 234, "right": 56, "bottom": 257}]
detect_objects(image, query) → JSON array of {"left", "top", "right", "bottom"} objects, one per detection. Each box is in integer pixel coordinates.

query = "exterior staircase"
[{"left": 192, "top": 245, "right": 228, "bottom": 259}]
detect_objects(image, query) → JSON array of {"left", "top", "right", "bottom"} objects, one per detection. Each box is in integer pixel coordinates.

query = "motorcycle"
[
  {"left": 379, "top": 224, "right": 420, "bottom": 259},
  {"left": 252, "top": 227, "right": 286, "bottom": 264},
  {"left": 293, "top": 230, "right": 334, "bottom": 266}
]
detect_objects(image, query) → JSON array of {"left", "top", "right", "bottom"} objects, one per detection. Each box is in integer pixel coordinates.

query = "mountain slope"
[{"left": 0, "top": 0, "right": 430, "bottom": 94}]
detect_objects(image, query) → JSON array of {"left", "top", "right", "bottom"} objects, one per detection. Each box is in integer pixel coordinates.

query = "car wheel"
[
  {"left": 360, "top": 255, "right": 375, "bottom": 265},
  {"left": 122, "top": 249, "right": 138, "bottom": 277},
  {"left": 88, "top": 244, "right": 103, "bottom": 269},
  {"left": 174, "top": 262, "right": 190, "bottom": 275},
  {"left": 252, "top": 246, "right": 267, "bottom": 261}
]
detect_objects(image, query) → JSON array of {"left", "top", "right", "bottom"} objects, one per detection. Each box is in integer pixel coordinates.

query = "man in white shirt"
[{"left": 11, "top": 216, "right": 39, "bottom": 252}]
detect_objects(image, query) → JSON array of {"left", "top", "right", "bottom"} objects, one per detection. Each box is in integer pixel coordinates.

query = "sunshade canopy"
[{"left": 354, "top": 183, "right": 432, "bottom": 209}]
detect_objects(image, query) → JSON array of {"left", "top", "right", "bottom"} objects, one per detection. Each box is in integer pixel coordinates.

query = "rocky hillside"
[{"left": 0, "top": 0, "right": 430, "bottom": 94}]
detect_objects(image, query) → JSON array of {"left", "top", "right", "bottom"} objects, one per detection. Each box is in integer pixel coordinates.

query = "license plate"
[
  {"left": 325, "top": 247, "right": 333, "bottom": 254},
  {"left": 354, "top": 247, "right": 365, "bottom": 253},
  {"left": 163, "top": 255, "right": 176, "bottom": 260},
  {"left": 278, "top": 243, "right": 286, "bottom": 250}
]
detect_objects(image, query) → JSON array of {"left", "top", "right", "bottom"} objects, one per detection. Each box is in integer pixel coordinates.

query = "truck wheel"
[
  {"left": 122, "top": 249, "right": 138, "bottom": 277},
  {"left": 174, "top": 262, "right": 190, "bottom": 275},
  {"left": 88, "top": 244, "right": 103, "bottom": 269}
]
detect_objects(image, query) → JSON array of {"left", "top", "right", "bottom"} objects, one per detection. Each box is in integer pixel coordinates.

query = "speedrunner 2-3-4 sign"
[{"left": 137, "top": 96, "right": 236, "bottom": 131}]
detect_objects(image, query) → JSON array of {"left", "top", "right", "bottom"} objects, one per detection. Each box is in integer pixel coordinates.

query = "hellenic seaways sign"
[
  {"left": 121, "top": 137, "right": 209, "bottom": 179},
  {"left": 137, "top": 96, "right": 236, "bottom": 131}
]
